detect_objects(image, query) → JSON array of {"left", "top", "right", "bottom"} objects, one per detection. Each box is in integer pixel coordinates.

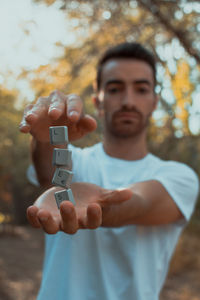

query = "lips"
[{"left": 114, "top": 111, "right": 141, "bottom": 120}]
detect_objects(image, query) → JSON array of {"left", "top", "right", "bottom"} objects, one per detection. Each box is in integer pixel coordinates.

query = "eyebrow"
[{"left": 105, "top": 79, "right": 152, "bottom": 87}]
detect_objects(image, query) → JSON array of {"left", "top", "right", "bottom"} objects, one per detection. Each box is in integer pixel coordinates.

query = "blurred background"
[{"left": 0, "top": 0, "right": 200, "bottom": 299}]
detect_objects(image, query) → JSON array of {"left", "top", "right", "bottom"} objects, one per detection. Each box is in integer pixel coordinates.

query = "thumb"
[
  {"left": 78, "top": 114, "right": 97, "bottom": 132},
  {"left": 99, "top": 188, "right": 133, "bottom": 206}
]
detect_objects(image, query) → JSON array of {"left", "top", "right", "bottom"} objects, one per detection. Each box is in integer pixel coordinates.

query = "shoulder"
[
  {"left": 148, "top": 156, "right": 199, "bottom": 222},
  {"left": 155, "top": 156, "right": 198, "bottom": 184},
  {"left": 148, "top": 154, "right": 199, "bottom": 198},
  {"left": 148, "top": 154, "right": 198, "bottom": 180}
]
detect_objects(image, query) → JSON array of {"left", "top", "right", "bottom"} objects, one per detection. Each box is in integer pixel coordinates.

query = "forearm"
[
  {"left": 101, "top": 192, "right": 148, "bottom": 227},
  {"left": 31, "top": 137, "right": 54, "bottom": 189},
  {"left": 101, "top": 181, "right": 183, "bottom": 227}
]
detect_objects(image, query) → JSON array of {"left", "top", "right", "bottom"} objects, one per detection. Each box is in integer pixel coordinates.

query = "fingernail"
[
  {"left": 25, "top": 112, "right": 36, "bottom": 120},
  {"left": 19, "top": 122, "right": 26, "bottom": 128},
  {"left": 26, "top": 111, "right": 36, "bottom": 116},
  {"left": 49, "top": 107, "right": 61, "bottom": 112},
  {"left": 62, "top": 205, "right": 73, "bottom": 214},
  {"left": 69, "top": 111, "right": 78, "bottom": 117},
  {"left": 39, "top": 216, "right": 48, "bottom": 222}
]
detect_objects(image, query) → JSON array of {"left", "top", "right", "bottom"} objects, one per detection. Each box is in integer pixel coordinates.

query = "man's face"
[{"left": 97, "top": 59, "right": 157, "bottom": 138}]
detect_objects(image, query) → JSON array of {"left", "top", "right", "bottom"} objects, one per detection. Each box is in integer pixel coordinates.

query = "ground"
[{"left": 0, "top": 225, "right": 199, "bottom": 300}]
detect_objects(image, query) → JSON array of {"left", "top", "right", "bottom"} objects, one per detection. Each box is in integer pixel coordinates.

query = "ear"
[
  {"left": 92, "top": 95, "right": 100, "bottom": 109},
  {"left": 92, "top": 95, "right": 104, "bottom": 118}
]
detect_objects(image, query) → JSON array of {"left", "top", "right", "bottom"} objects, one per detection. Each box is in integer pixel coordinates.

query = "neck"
[{"left": 103, "top": 130, "right": 148, "bottom": 161}]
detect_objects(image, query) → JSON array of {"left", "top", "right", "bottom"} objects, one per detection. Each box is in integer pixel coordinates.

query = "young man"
[{"left": 20, "top": 43, "right": 199, "bottom": 300}]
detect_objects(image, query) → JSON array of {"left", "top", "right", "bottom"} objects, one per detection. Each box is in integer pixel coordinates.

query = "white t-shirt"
[{"left": 35, "top": 143, "right": 199, "bottom": 300}]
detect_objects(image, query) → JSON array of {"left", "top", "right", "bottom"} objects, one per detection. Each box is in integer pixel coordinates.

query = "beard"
[{"left": 104, "top": 108, "right": 150, "bottom": 139}]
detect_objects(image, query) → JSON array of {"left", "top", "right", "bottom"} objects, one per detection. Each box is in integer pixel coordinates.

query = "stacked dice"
[{"left": 49, "top": 126, "right": 75, "bottom": 209}]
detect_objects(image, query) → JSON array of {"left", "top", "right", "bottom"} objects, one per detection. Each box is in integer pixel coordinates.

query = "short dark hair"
[{"left": 96, "top": 42, "right": 156, "bottom": 91}]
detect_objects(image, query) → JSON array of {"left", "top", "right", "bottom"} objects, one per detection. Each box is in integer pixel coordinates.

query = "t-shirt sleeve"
[
  {"left": 27, "top": 164, "right": 40, "bottom": 186},
  {"left": 152, "top": 162, "right": 199, "bottom": 223}
]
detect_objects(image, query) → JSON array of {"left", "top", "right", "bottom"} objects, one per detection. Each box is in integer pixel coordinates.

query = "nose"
[{"left": 121, "top": 86, "right": 136, "bottom": 108}]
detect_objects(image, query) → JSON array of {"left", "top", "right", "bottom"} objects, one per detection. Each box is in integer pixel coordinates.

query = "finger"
[
  {"left": 100, "top": 188, "right": 133, "bottom": 206},
  {"left": 69, "top": 114, "right": 97, "bottom": 141},
  {"left": 19, "top": 104, "right": 34, "bottom": 133},
  {"left": 19, "top": 121, "right": 31, "bottom": 133},
  {"left": 60, "top": 201, "right": 78, "bottom": 234},
  {"left": 25, "top": 97, "right": 49, "bottom": 124},
  {"left": 37, "top": 209, "right": 60, "bottom": 234},
  {"left": 48, "top": 90, "right": 66, "bottom": 120},
  {"left": 26, "top": 206, "right": 41, "bottom": 228},
  {"left": 85, "top": 203, "right": 102, "bottom": 229},
  {"left": 66, "top": 94, "right": 84, "bottom": 122}
]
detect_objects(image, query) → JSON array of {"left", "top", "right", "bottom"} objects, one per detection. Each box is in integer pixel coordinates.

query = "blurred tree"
[
  {"left": 137, "top": 0, "right": 200, "bottom": 64},
  {"left": 0, "top": 89, "right": 40, "bottom": 226},
  {"left": 33, "top": 0, "right": 200, "bottom": 63},
  {"left": 171, "top": 60, "right": 194, "bottom": 135}
]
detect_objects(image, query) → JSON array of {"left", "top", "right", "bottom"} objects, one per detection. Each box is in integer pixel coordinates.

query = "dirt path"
[
  {"left": 0, "top": 226, "right": 44, "bottom": 300},
  {"left": 0, "top": 226, "right": 199, "bottom": 300},
  {"left": 160, "top": 229, "right": 200, "bottom": 300}
]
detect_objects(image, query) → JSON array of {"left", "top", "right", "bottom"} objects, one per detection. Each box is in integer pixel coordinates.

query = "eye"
[
  {"left": 108, "top": 87, "right": 119, "bottom": 94},
  {"left": 107, "top": 85, "right": 123, "bottom": 94},
  {"left": 137, "top": 87, "right": 149, "bottom": 94}
]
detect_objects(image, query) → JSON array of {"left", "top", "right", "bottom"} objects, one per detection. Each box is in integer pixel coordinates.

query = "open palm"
[{"left": 27, "top": 182, "right": 133, "bottom": 234}]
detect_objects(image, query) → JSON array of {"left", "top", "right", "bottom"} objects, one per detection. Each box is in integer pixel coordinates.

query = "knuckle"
[
  {"left": 25, "top": 104, "right": 33, "bottom": 110},
  {"left": 49, "top": 90, "right": 60, "bottom": 98},
  {"left": 67, "top": 94, "right": 81, "bottom": 102},
  {"left": 38, "top": 97, "right": 48, "bottom": 104},
  {"left": 49, "top": 91, "right": 64, "bottom": 105},
  {"left": 24, "top": 104, "right": 33, "bottom": 116}
]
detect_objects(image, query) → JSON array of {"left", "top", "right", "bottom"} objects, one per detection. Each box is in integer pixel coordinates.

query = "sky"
[{"left": 0, "top": 0, "right": 76, "bottom": 101}]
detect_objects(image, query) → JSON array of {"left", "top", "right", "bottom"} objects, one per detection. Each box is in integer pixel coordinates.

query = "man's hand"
[
  {"left": 27, "top": 182, "right": 133, "bottom": 234},
  {"left": 19, "top": 90, "right": 97, "bottom": 142}
]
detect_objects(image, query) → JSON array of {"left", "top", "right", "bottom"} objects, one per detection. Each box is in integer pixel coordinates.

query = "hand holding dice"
[
  {"left": 49, "top": 126, "right": 75, "bottom": 208},
  {"left": 19, "top": 91, "right": 97, "bottom": 143}
]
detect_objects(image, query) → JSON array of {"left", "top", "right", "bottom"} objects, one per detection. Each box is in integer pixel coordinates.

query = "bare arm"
[
  {"left": 26, "top": 180, "right": 183, "bottom": 235},
  {"left": 102, "top": 180, "right": 183, "bottom": 227},
  {"left": 31, "top": 138, "right": 54, "bottom": 189}
]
